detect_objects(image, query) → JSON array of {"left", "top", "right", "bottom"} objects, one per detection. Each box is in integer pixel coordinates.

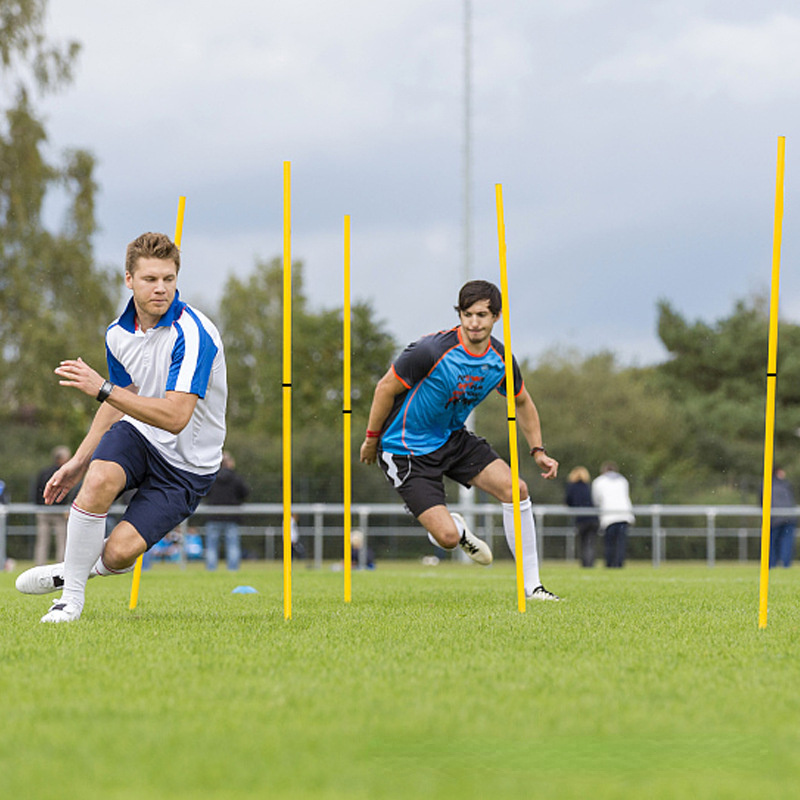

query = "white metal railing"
[{"left": 0, "top": 502, "right": 791, "bottom": 569}]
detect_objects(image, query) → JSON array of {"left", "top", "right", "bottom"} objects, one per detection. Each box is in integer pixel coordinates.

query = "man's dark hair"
[{"left": 454, "top": 280, "right": 502, "bottom": 316}]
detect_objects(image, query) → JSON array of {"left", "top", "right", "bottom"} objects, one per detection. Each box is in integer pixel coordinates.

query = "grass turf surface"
[{"left": 2, "top": 561, "right": 799, "bottom": 799}]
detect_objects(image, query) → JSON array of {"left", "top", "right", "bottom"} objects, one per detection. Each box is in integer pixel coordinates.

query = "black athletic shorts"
[{"left": 378, "top": 428, "right": 500, "bottom": 517}]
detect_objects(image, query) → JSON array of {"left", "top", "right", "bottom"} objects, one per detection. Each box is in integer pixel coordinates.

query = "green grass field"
[{"left": 2, "top": 560, "right": 799, "bottom": 799}]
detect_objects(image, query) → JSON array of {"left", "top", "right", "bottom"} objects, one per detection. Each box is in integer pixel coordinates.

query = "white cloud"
[
  {"left": 36, "top": 1, "right": 800, "bottom": 366},
  {"left": 587, "top": 13, "right": 800, "bottom": 102}
]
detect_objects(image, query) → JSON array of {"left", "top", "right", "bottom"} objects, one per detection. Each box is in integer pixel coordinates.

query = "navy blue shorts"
[
  {"left": 92, "top": 421, "right": 217, "bottom": 549},
  {"left": 378, "top": 428, "right": 500, "bottom": 517}
]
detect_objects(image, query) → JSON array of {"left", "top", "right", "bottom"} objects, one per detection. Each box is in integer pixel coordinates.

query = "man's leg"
[
  {"left": 769, "top": 525, "right": 780, "bottom": 568},
  {"left": 604, "top": 525, "right": 616, "bottom": 567},
  {"left": 585, "top": 523, "right": 598, "bottom": 567},
  {"left": 34, "top": 515, "right": 50, "bottom": 565},
  {"left": 96, "top": 522, "right": 148, "bottom": 572},
  {"left": 470, "top": 459, "right": 557, "bottom": 598},
  {"left": 417, "top": 505, "right": 492, "bottom": 565},
  {"left": 205, "top": 522, "right": 221, "bottom": 570},
  {"left": 225, "top": 522, "right": 241, "bottom": 571},
  {"left": 41, "top": 460, "right": 126, "bottom": 623},
  {"left": 776, "top": 523, "right": 794, "bottom": 568},
  {"left": 616, "top": 523, "right": 629, "bottom": 567},
  {"left": 54, "top": 516, "right": 67, "bottom": 562},
  {"left": 500, "top": 497, "right": 542, "bottom": 592}
]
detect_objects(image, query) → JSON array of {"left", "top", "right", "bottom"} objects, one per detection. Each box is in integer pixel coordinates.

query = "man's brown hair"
[{"left": 125, "top": 232, "right": 181, "bottom": 275}]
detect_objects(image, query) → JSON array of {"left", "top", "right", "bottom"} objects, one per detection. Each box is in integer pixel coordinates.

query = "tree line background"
[{"left": 3, "top": 2, "right": 798, "bottom": 509}]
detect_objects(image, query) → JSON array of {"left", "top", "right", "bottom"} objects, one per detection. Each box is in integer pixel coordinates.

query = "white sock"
[
  {"left": 502, "top": 497, "right": 541, "bottom": 593},
  {"left": 61, "top": 504, "right": 108, "bottom": 611},
  {"left": 92, "top": 552, "right": 136, "bottom": 576}
]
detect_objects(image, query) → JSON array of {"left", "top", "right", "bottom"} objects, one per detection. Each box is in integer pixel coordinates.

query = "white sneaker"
[
  {"left": 16, "top": 563, "right": 65, "bottom": 595},
  {"left": 451, "top": 512, "right": 493, "bottom": 565},
  {"left": 40, "top": 600, "right": 82, "bottom": 623},
  {"left": 527, "top": 584, "right": 561, "bottom": 601}
]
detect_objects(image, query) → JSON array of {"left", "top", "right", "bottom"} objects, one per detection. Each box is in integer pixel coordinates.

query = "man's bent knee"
[
  {"left": 495, "top": 481, "right": 529, "bottom": 505},
  {"left": 418, "top": 506, "right": 460, "bottom": 549},
  {"left": 103, "top": 523, "right": 147, "bottom": 570}
]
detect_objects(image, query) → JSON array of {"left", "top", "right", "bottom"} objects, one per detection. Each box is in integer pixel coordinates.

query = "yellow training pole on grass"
[
  {"left": 283, "top": 162, "right": 293, "bottom": 620},
  {"left": 129, "top": 195, "right": 186, "bottom": 611},
  {"left": 758, "top": 136, "right": 786, "bottom": 630},
  {"left": 343, "top": 216, "right": 353, "bottom": 602},
  {"left": 495, "top": 184, "right": 526, "bottom": 614}
]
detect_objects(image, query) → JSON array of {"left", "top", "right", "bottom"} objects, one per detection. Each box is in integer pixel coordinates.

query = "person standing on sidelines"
[
  {"left": 31, "top": 445, "right": 72, "bottom": 564},
  {"left": 16, "top": 232, "right": 227, "bottom": 622},
  {"left": 360, "top": 279, "right": 560, "bottom": 601},
  {"left": 565, "top": 466, "right": 599, "bottom": 568},
  {"left": 203, "top": 451, "right": 249, "bottom": 571},
  {"left": 592, "top": 461, "right": 634, "bottom": 568},
  {"left": 762, "top": 466, "right": 797, "bottom": 568}
]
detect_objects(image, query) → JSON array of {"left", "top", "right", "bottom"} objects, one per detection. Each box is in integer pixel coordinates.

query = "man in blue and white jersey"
[
  {"left": 360, "top": 280, "right": 560, "bottom": 600},
  {"left": 17, "top": 232, "right": 227, "bottom": 622}
]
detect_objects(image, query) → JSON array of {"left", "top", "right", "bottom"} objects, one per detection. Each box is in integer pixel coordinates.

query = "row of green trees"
[{"left": 1, "top": 1, "right": 795, "bottom": 507}]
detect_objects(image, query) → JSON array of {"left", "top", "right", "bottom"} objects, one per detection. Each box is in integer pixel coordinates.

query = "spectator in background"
[
  {"left": 204, "top": 452, "right": 249, "bottom": 571},
  {"left": 763, "top": 466, "right": 797, "bottom": 568},
  {"left": 1, "top": 478, "right": 12, "bottom": 572},
  {"left": 565, "top": 466, "right": 599, "bottom": 568},
  {"left": 32, "top": 446, "right": 72, "bottom": 565},
  {"left": 351, "top": 529, "right": 375, "bottom": 570},
  {"left": 290, "top": 513, "right": 306, "bottom": 561},
  {"left": 592, "top": 462, "right": 635, "bottom": 568}
]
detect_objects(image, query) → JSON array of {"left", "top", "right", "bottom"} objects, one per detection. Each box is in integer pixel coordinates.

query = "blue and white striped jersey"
[
  {"left": 105, "top": 291, "right": 227, "bottom": 475},
  {"left": 379, "top": 326, "right": 523, "bottom": 456}
]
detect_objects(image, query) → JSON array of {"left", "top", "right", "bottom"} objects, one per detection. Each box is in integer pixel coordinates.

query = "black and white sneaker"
[
  {"left": 451, "top": 512, "right": 493, "bottom": 565},
  {"left": 16, "top": 563, "right": 65, "bottom": 595},
  {"left": 527, "top": 585, "right": 561, "bottom": 601},
  {"left": 40, "top": 599, "right": 82, "bottom": 623}
]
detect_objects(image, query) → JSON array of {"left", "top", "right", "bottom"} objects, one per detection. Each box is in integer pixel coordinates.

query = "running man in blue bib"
[
  {"left": 17, "top": 233, "right": 227, "bottom": 622},
  {"left": 360, "top": 280, "right": 560, "bottom": 600}
]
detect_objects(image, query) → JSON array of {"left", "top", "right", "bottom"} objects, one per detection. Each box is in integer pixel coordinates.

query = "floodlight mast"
[
  {"left": 463, "top": 0, "right": 473, "bottom": 284},
  {"left": 460, "top": 0, "right": 477, "bottom": 544}
]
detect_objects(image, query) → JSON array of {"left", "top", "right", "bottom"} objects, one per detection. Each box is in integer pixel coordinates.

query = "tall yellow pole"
[
  {"left": 758, "top": 136, "right": 786, "bottom": 630},
  {"left": 129, "top": 195, "right": 186, "bottom": 611},
  {"left": 343, "top": 216, "right": 353, "bottom": 602},
  {"left": 495, "top": 184, "right": 526, "bottom": 613},
  {"left": 283, "top": 162, "right": 293, "bottom": 620}
]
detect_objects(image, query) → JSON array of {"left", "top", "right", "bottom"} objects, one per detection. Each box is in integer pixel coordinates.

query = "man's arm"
[
  {"left": 55, "top": 357, "right": 198, "bottom": 435},
  {"left": 359, "top": 368, "right": 407, "bottom": 465},
  {"left": 43, "top": 399, "right": 126, "bottom": 505},
  {"left": 515, "top": 388, "right": 558, "bottom": 479}
]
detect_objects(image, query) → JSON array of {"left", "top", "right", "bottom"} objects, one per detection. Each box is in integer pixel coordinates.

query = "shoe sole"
[{"left": 527, "top": 591, "right": 561, "bottom": 601}]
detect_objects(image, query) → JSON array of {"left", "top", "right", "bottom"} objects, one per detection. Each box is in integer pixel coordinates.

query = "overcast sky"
[{"left": 41, "top": 0, "right": 800, "bottom": 365}]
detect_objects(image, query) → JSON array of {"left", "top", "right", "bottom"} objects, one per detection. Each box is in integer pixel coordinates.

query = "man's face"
[
  {"left": 458, "top": 298, "right": 499, "bottom": 349},
  {"left": 125, "top": 257, "right": 178, "bottom": 321}
]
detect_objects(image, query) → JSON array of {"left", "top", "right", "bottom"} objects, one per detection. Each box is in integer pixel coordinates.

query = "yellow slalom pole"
[
  {"left": 343, "top": 215, "right": 353, "bottom": 602},
  {"left": 495, "top": 184, "right": 526, "bottom": 614},
  {"left": 129, "top": 195, "right": 186, "bottom": 611},
  {"left": 283, "top": 162, "right": 293, "bottom": 620},
  {"left": 758, "top": 136, "right": 786, "bottom": 630}
]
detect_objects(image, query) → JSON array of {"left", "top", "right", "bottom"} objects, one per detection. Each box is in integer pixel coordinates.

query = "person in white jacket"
[{"left": 592, "top": 462, "right": 634, "bottom": 568}]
